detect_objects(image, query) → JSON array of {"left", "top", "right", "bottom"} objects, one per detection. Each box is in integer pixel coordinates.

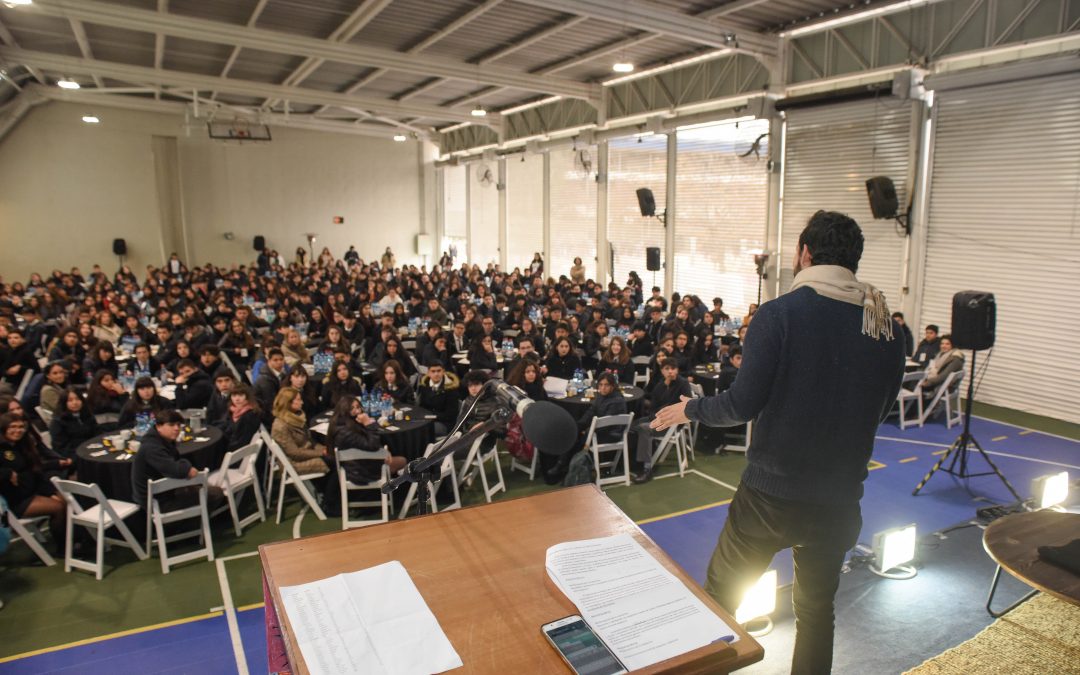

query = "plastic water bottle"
[{"left": 158, "top": 366, "right": 170, "bottom": 384}]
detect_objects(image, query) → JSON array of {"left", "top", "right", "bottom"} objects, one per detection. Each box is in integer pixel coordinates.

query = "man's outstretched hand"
[{"left": 650, "top": 395, "right": 691, "bottom": 431}]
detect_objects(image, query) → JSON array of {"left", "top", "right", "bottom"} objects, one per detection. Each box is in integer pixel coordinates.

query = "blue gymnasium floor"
[{"left": 4, "top": 415, "right": 1077, "bottom": 674}]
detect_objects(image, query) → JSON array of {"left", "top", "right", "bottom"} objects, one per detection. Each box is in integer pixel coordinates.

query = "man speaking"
[{"left": 651, "top": 211, "right": 905, "bottom": 674}]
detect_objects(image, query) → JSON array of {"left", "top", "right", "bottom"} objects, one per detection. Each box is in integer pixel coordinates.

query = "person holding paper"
[{"left": 651, "top": 211, "right": 905, "bottom": 674}]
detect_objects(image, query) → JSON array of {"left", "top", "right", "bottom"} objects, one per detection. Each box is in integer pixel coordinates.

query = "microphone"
[{"left": 487, "top": 380, "right": 577, "bottom": 455}]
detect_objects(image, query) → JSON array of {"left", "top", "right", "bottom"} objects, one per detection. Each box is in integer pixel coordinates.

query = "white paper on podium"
[
  {"left": 279, "top": 561, "right": 463, "bottom": 675},
  {"left": 546, "top": 534, "right": 736, "bottom": 671}
]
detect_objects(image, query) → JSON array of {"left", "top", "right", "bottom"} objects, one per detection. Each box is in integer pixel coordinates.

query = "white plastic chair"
[
  {"left": 5, "top": 511, "right": 56, "bottom": 566},
  {"left": 13, "top": 369, "right": 33, "bottom": 402},
  {"left": 219, "top": 351, "right": 244, "bottom": 384},
  {"left": 35, "top": 405, "right": 53, "bottom": 425},
  {"left": 631, "top": 356, "right": 650, "bottom": 388},
  {"left": 261, "top": 427, "right": 328, "bottom": 524},
  {"left": 586, "top": 413, "right": 634, "bottom": 488},
  {"left": 650, "top": 423, "right": 689, "bottom": 478},
  {"left": 208, "top": 441, "right": 266, "bottom": 536},
  {"left": 400, "top": 436, "right": 463, "bottom": 518},
  {"left": 894, "top": 371, "right": 925, "bottom": 430},
  {"left": 919, "top": 371, "right": 963, "bottom": 428},
  {"left": 457, "top": 433, "right": 505, "bottom": 503},
  {"left": 145, "top": 470, "right": 214, "bottom": 574},
  {"left": 50, "top": 477, "right": 147, "bottom": 580},
  {"left": 336, "top": 447, "right": 392, "bottom": 530}
]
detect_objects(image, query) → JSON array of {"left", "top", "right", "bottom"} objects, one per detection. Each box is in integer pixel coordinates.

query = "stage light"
[
  {"left": 735, "top": 569, "right": 777, "bottom": 632},
  {"left": 81, "top": 115, "right": 100, "bottom": 124},
  {"left": 471, "top": 106, "right": 488, "bottom": 118},
  {"left": 1032, "top": 471, "right": 1069, "bottom": 509},
  {"left": 612, "top": 62, "right": 634, "bottom": 73},
  {"left": 57, "top": 79, "right": 80, "bottom": 90},
  {"left": 871, "top": 523, "right": 917, "bottom": 579}
]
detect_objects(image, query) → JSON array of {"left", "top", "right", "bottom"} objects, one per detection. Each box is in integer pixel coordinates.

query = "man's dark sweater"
[{"left": 685, "top": 286, "right": 905, "bottom": 504}]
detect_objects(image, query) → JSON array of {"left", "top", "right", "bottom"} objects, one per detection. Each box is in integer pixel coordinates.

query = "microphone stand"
[{"left": 381, "top": 407, "right": 512, "bottom": 516}]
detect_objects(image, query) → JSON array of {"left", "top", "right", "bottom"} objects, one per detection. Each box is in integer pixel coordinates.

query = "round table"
[
  {"left": 983, "top": 510, "right": 1080, "bottom": 614},
  {"left": 75, "top": 425, "right": 224, "bottom": 502},
  {"left": 552, "top": 385, "right": 645, "bottom": 418},
  {"left": 693, "top": 365, "right": 724, "bottom": 396},
  {"left": 310, "top": 404, "right": 436, "bottom": 461}
]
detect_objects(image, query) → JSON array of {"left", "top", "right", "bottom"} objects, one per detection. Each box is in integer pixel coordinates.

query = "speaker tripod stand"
[{"left": 912, "top": 349, "right": 1022, "bottom": 502}]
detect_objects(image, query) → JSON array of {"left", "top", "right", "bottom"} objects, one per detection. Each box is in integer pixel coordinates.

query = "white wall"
[{"left": 0, "top": 101, "right": 426, "bottom": 281}]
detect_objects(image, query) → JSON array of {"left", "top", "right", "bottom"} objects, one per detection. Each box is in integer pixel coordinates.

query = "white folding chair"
[
  {"left": 35, "top": 405, "right": 54, "bottom": 425},
  {"left": 587, "top": 413, "right": 634, "bottom": 488},
  {"left": 894, "top": 371, "right": 925, "bottom": 430},
  {"left": 721, "top": 421, "right": 752, "bottom": 454},
  {"left": 208, "top": 441, "right": 266, "bottom": 536},
  {"left": 13, "top": 369, "right": 33, "bottom": 402},
  {"left": 5, "top": 511, "right": 56, "bottom": 566},
  {"left": 631, "top": 356, "right": 650, "bottom": 388},
  {"left": 509, "top": 437, "right": 539, "bottom": 481},
  {"left": 400, "top": 435, "right": 464, "bottom": 518},
  {"left": 219, "top": 351, "right": 244, "bottom": 383},
  {"left": 919, "top": 371, "right": 963, "bottom": 428},
  {"left": 50, "top": 477, "right": 146, "bottom": 580},
  {"left": 145, "top": 470, "right": 214, "bottom": 574},
  {"left": 337, "top": 447, "right": 392, "bottom": 530},
  {"left": 457, "top": 434, "right": 505, "bottom": 503},
  {"left": 650, "top": 423, "right": 689, "bottom": 478},
  {"left": 262, "top": 428, "right": 327, "bottom": 524}
]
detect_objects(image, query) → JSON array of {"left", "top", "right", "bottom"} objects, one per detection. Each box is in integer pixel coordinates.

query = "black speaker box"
[
  {"left": 112, "top": 238, "right": 127, "bottom": 256},
  {"left": 636, "top": 188, "right": 656, "bottom": 217},
  {"left": 866, "top": 176, "right": 899, "bottom": 219},
  {"left": 254, "top": 235, "right": 266, "bottom": 251},
  {"left": 951, "top": 291, "right": 996, "bottom": 351},
  {"left": 646, "top": 247, "right": 661, "bottom": 272}
]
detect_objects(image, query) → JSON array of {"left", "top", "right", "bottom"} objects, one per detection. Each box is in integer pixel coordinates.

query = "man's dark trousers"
[{"left": 705, "top": 483, "right": 861, "bottom": 675}]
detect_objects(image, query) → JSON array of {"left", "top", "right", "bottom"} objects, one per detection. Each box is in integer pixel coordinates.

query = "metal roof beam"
[
  {"left": 67, "top": 19, "right": 106, "bottom": 89},
  {"left": 25, "top": 0, "right": 598, "bottom": 100},
  {"left": 510, "top": 0, "right": 778, "bottom": 57},
  {"left": 0, "top": 48, "right": 479, "bottom": 123},
  {"left": 0, "top": 17, "right": 46, "bottom": 85},
  {"left": 211, "top": 0, "right": 269, "bottom": 101}
]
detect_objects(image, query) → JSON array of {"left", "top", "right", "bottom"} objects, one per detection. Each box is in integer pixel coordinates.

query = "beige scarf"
[{"left": 789, "top": 265, "right": 895, "bottom": 341}]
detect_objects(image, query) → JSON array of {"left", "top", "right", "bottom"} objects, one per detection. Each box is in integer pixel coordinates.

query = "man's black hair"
[
  {"left": 798, "top": 210, "right": 865, "bottom": 273},
  {"left": 926, "top": 324, "right": 939, "bottom": 333}
]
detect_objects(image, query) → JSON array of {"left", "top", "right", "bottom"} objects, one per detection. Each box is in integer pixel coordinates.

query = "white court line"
[
  {"left": 219, "top": 550, "right": 261, "bottom": 563},
  {"left": 972, "top": 415, "right": 1080, "bottom": 444},
  {"left": 876, "top": 436, "right": 1080, "bottom": 470},
  {"left": 689, "top": 469, "right": 738, "bottom": 491},
  {"left": 292, "top": 504, "right": 309, "bottom": 540},
  {"left": 215, "top": 558, "right": 249, "bottom": 675},
  {"left": 876, "top": 435, "right": 951, "bottom": 448}
]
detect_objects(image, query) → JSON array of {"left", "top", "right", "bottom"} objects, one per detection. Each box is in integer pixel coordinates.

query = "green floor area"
[{"left": 971, "top": 401, "right": 1080, "bottom": 440}]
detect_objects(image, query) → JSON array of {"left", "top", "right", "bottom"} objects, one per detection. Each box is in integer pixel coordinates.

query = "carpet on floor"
[{"left": 903, "top": 593, "right": 1080, "bottom": 674}]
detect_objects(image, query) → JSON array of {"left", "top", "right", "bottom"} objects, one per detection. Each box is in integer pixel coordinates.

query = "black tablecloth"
[
  {"left": 552, "top": 385, "right": 646, "bottom": 419},
  {"left": 693, "top": 366, "right": 723, "bottom": 396},
  {"left": 75, "top": 426, "right": 224, "bottom": 502},
  {"left": 310, "top": 405, "right": 435, "bottom": 461}
]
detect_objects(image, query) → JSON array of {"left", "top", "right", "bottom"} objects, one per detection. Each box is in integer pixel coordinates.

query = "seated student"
[
  {"left": 506, "top": 359, "right": 547, "bottom": 402},
  {"left": 48, "top": 327, "right": 87, "bottom": 384},
  {"left": 198, "top": 344, "right": 223, "bottom": 376},
  {"left": 83, "top": 340, "right": 120, "bottom": 379},
  {"left": 502, "top": 336, "right": 540, "bottom": 378},
  {"left": 271, "top": 387, "right": 329, "bottom": 476},
  {"left": 422, "top": 297, "right": 450, "bottom": 325},
  {"left": 415, "top": 321, "right": 441, "bottom": 356},
  {"left": 320, "top": 361, "right": 364, "bottom": 411},
  {"left": 646, "top": 335, "right": 675, "bottom": 391},
  {"left": 0, "top": 413, "right": 69, "bottom": 551},
  {"left": 281, "top": 329, "right": 310, "bottom": 368},
  {"left": 632, "top": 359, "right": 692, "bottom": 483},
  {"left": 86, "top": 369, "right": 129, "bottom": 417},
  {"left": 691, "top": 332, "right": 720, "bottom": 367},
  {"left": 518, "top": 317, "right": 545, "bottom": 358},
  {"left": 455, "top": 370, "right": 501, "bottom": 436},
  {"left": 285, "top": 364, "right": 321, "bottom": 419},
  {"left": 376, "top": 337, "right": 416, "bottom": 378},
  {"left": 913, "top": 324, "right": 941, "bottom": 366},
  {"left": 467, "top": 334, "right": 499, "bottom": 372},
  {"left": 327, "top": 395, "right": 406, "bottom": 483},
  {"left": 166, "top": 340, "right": 194, "bottom": 373},
  {"left": 125, "top": 343, "right": 162, "bottom": 379},
  {"left": 921, "top": 334, "right": 964, "bottom": 392},
  {"left": 173, "top": 358, "right": 213, "bottom": 410},
  {"left": 315, "top": 325, "right": 351, "bottom": 357},
  {"left": 628, "top": 322, "right": 653, "bottom": 358},
  {"left": 544, "top": 337, "right": 582, "bottom": 380},
  {"left": 49, "top": 387, "right": 101, "bottom": 459},
  {"left": 1, "top": 329, "right": 37, "bottom": 389},
  {"left": 131, "top": 410, "right": 224, "bottom": 512},
  {"left": 206, "top": 368, "right": 236, "bottom": 428},
  {"left": 670, "top": 331, "right": 693, "bottom": 376},
  {"left": 377, "top": 359, "right": 415, "bottom": 405},
  {"left": 718, "top": 345, "right": 742, "bottom": 392},
  {"left": 94, "top": 311, "right": 124, "bottom": 344},
  {"left": 598, "top": 336, "right": 635, "bottom": 385},
  {"left": 39, "top": 361, "right": 70, "bottom": 416},
  {"left": 892, "top": 312, "right": 914, "bottom": 357},
  {"left": 447, "top": 320, "right": 470, "bottom": 358},
  {"left": 548, "top": 373, "right": 627, "bottom": 482},
  {"left": 218, "top": 319, "right": 256, "bottom": 371},
  {"left": 420, "top": 333, "right": 452, "bottom": 370},
  {"left": 154, "top": 325, "right": 179, "bottom": 367},
  {"left": 223, "top": 384, "right": 262, "bottom": 452},
  {"left": 118, "top": 376, "right": 173, "bottom": 428},
  {"left": 254, "top": 348, "right": 287, "bottom": 427},
  {"left": 416, "top": 362, "right": 459, "bottom": 436}
]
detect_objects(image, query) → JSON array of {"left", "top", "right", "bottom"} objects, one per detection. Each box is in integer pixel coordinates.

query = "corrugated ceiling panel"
[
  {"left": 82, "top": 23, "right": 155, "bottom": 67},
  {"left": 228, "top": 47, "right": 306, "bottom": 84},
  {"left": 255, "top": 0, "right": 361, "bottom": 38},
  {"left": 350, "top": 0, "right": 474, "bottom": 52},
  {"left": 163, "top": 36, "right": 234, "bottom": 76},
  {"left": 168, "top": 0, "right": 264, "bottom": 26},
  {"left": 301, "top": 60, "right": 372, "bottom": 92},
  {"left": 424, "top": 2, "right": 566, "bottom": 62},
  {"left": 495, "top": 19, "right": 629, "bottom": 71}
]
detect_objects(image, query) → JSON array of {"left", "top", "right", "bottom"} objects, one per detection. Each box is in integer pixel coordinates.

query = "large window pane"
[
  {"left": 507, "top": 153, "right": 544, "bottom": 273},
  {"left": 608, "top": 135, "right": 667, "bottom": 290},
  {"left": 469, "top": 161, "right": 499, "bottom": 266},
  {"left": 674, "top": 119, "right": 770, "bottom": 318},
  {"left": 442, "top": 165, "right": 466, "bottom": 260},
  {"left": 549, "top": 146, "right": 597, "bottom": 281}
]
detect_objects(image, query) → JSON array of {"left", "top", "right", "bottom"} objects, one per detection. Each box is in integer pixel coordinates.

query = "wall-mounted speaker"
[
  {"left": 866, "top": 176, "right": 899, "bottom": 219},
  {"left": 253, "top": 235, "right": 265, "bottom": 251},
  {"left": 112, "top": 238, "right": 127, "bottom": 256},
  {"left": 646, "top": 247, "right": 661, "bottom": 272},
  {"left": 951, "top": 291, "right": 996, "bottom": 351},
  {"left": 636, "top": 188, "right": 656, "bottom": 217}
]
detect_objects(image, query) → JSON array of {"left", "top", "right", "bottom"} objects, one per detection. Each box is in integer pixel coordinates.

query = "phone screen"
[{"left": 547, "top": 619, "right": 625, "bottom": 675}]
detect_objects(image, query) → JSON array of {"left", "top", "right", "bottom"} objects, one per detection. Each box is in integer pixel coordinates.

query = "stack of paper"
[
  {"left": 279, "top": 561, "right": 462, "bottom": 675},
  {"left": 546, "top": 534, "right": 736, "bottom": 671}
]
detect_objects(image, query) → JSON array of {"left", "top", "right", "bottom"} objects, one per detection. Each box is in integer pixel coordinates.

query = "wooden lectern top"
[{"left": 260, "top": 484, "right": 764, "bottom": 674}]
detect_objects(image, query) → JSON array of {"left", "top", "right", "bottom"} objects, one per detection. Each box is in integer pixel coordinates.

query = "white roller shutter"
[
  {"left": 780, "top": 98, "right": 915, "bottom": 306},
  {"left": 675, "top": 118, "right": 770, "bottom": 318},
  {"left": 609, "top": 135, "right": 668, "bottom": 288},
  {"left": 442, "top": 165, "right": 467, "bottom": 254},
  {"left": 506, "top": 153, "right": 544, "bottom": 272},
  {"left": 469, "top": 161, "right": 500, "bottom": 266},
  {"left": 550, "top": 146, "right": 598, "bottom": 281},
  {"left": 921, "top": 72, "right": 1080, "bottom": 423}
]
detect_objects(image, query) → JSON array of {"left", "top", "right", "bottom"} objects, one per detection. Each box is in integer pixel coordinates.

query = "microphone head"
[{"left": 521, "top": 400, "right": 578, "bottom": 456}]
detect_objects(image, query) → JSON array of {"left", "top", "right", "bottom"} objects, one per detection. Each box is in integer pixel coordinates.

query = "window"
[
  {"left": 674, "top": 119, "right": 770, "bottom": 317},
  {"left": 549, "top": 146, "right": 597, "bottom": 281},
  {"left": 507, "top": 153, "right": 544, "bottom": 273},
  {"left": 608, "top": 135, "right": 667, "bottom": 289}
]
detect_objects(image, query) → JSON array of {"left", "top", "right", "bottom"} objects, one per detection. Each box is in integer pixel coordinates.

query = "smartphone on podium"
[{"left": 541, "top": 615, "right": 628, "bottom": 675}]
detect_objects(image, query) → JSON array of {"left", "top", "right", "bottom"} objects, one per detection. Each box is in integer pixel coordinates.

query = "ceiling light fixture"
[
  {"left": 612, "top": 62, "right": 634, "bottom": 73},
  {"left": 81, "top": 115, "right": 100, "bottom": 124},
  {"left": 2, "top": 0, "right": 34, "bottom": 7},
  {"left": 471, "top": 105, "right": 488, "bottom": 118},
  {"left": 393, "top": 133, "right": 407, "bottom": 142},
  {"left": 57, "top": 79, "right": 80, "bottom": 90}
]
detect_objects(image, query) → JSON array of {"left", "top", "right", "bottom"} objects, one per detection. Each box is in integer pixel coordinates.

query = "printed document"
[
  {"left": 546, "top": 534, "right": 736, "bottom": 670},
  {"left": 279, "top": 560, "right": 462, "bottom": 675}
]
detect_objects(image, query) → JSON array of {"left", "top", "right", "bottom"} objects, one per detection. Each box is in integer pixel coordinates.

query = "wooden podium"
[{"left": 260, "top": 485, "right": 764, "bottom": 673}]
